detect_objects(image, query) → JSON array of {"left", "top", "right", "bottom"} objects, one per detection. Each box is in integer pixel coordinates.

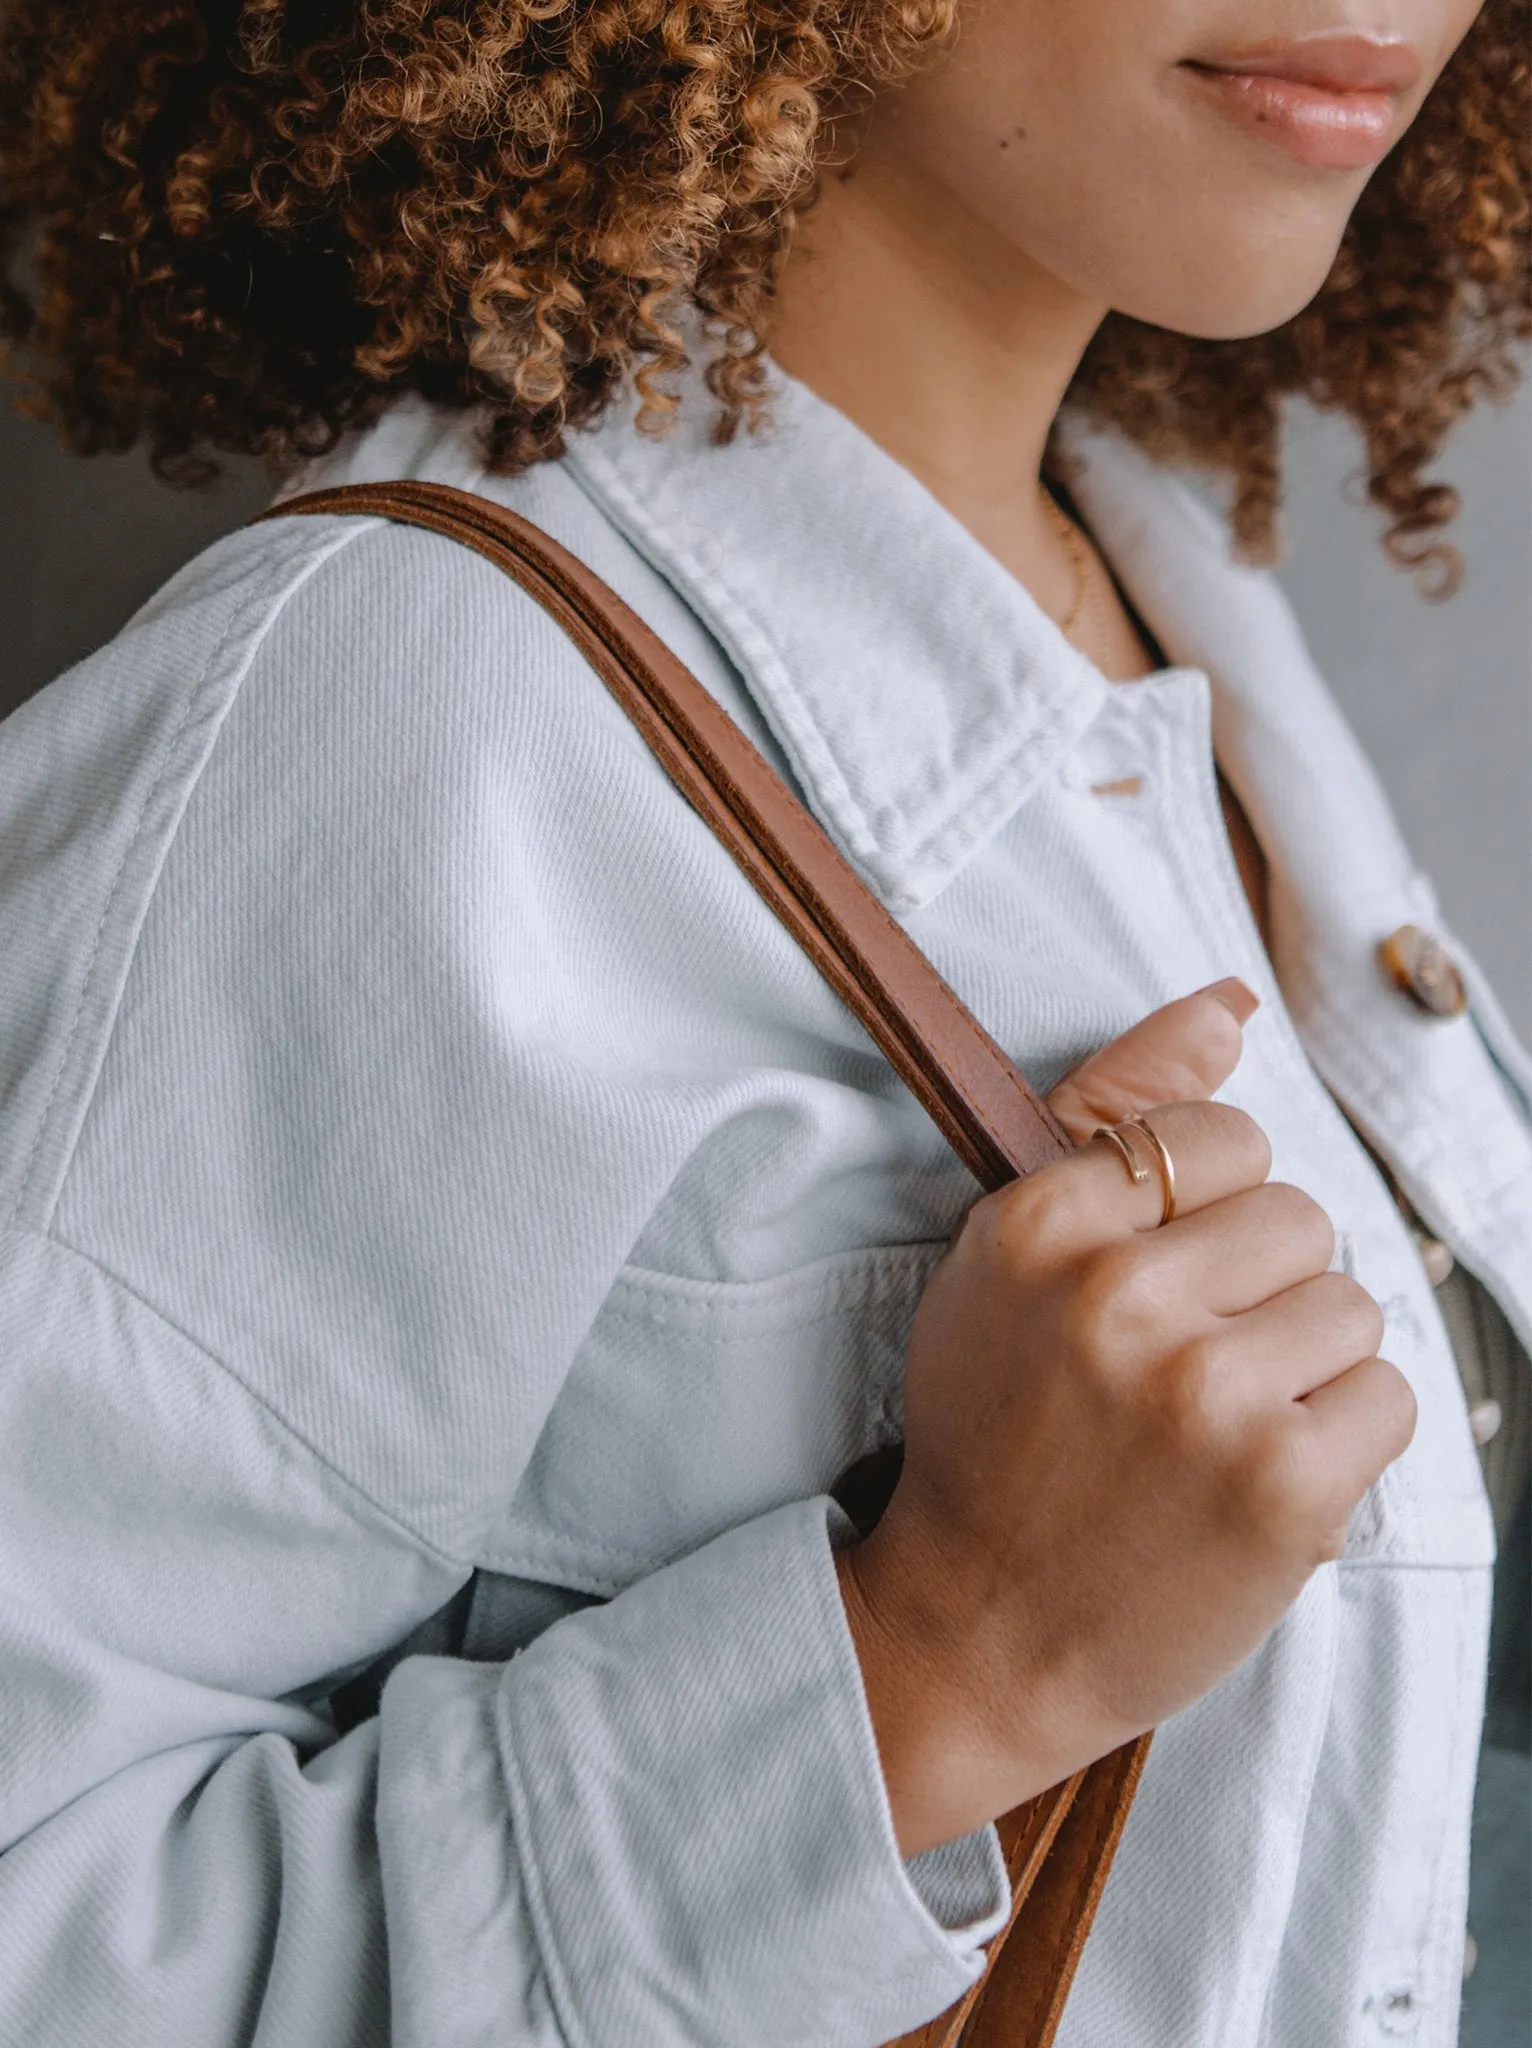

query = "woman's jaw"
[{"left": 802, "top": 0, "right": 1483, "bottom": 346}]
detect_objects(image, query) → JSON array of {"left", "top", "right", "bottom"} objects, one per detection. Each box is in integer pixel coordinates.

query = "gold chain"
[{"left": 1038, "top": 484, "right": 1095, "bottom": 646}]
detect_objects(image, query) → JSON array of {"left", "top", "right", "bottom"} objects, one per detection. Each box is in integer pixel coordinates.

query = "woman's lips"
[{"left": 1181, "top": 37, "right": 1423, "bottom": 171}]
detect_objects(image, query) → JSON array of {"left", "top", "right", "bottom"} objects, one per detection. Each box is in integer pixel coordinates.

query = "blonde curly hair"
[{"left": 1, "top": 0, "right": 1527, "bottom": 588}]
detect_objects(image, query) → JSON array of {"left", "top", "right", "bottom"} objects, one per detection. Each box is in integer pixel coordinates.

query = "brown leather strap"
[
  {"left": 958, "top": 1732, "right": 1150, "bottom": 2047},
  {"left": 886, "top": 1769, "right": 1090, "bottom": 2048},
  {"left": 258, "top": 477, "right": 1150, "bottom": 2048},
  {"left": 261, "top": 480, "right": 1069, "bottom": 1184}
]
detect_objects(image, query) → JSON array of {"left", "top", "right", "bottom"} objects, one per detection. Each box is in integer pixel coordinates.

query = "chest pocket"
[{"left": 478, "top": 1242, "right": 944, "bottom": 1597}]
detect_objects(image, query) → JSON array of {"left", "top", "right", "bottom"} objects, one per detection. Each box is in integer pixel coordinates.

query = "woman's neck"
[
  {"left": 770, "top": 144, "right": 1108, "bottom": 623},
  {"left": 772, "top": 154, "right": 1275, "bottom": 935}
]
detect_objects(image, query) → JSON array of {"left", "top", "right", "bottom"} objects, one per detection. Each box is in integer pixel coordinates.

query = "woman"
[{"left": 0, "top": 0, "right": 1527, "bottom": 2042}]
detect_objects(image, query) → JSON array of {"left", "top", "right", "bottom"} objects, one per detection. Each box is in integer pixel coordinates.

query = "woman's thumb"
[{"left": 1046, "top": 978, "right": 1260, "bottom": 1145}]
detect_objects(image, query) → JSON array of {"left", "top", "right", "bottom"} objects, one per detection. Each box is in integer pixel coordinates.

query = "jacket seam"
[
  {"left": 29, "top": 1220, "right": 471, "bottom": 1573},
  {"left": 602, "top": 1257, "right": 942, "bottom": 1331},
  {"left": 10, "top": 518, "right": 378, "bottom": 1236},
  {"left": 8, "top": 627, "right": 225, "bottom": 1228},
  {"left": 479, "top": 1526, "right": 685, "bottom": 1587},
  {"left": 1417, "top": 1581, "right": 1479, "bottom": 2027}
]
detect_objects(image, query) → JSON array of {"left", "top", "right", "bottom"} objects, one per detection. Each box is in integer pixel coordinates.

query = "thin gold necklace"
[{"left": 1037, "top": 484, "right": 1098, "bottom": 648}]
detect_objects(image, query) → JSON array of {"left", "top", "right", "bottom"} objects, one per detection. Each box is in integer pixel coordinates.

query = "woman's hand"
[{"left": 837, "top": 979, "right": 1417, "bottom": 1858}]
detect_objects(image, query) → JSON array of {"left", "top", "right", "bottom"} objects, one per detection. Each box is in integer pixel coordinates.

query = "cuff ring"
[{"left": 1093, "top": 1117, "right": 1178, "bottom": 1226}]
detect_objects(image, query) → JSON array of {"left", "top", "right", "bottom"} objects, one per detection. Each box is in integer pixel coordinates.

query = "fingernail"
[{"left": 1205, "top": 976, "right": 1260, "bottom": 1024}]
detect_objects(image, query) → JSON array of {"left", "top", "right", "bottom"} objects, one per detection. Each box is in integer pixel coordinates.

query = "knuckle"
[
  {"left": 1062, "top": 1240, "right": 1160, "bottom": 1356},
  {"left": 1237, "top": 1423, "right": 1319, "bottom": 1538},
  {"left": 1263, "top": 1182, "right": 1336, "bottom": 1269},
  {"left": 1335, "top": 1358, "right": 1418, "bottom": 1475},
  {"left": 1056, "top": 1248, "right": 1119, "bottom": 1352},
  {"left": 1156, "top": 1099, "right": 1272, "bottom": 1189},
  {"left": 1294, "top": 1268, "right": 1385, "bottom": 1362},
  {"left": 1371, "top": 1358, "right": 1419, "bottom": 1456},
  {"left": 1329, "top": 1275, "right": 1386, "bottom": 1359},
  {"left": 989, "top": 1167, "right": 1075, "bottom": 1267},
  {"left": 1157, "top": 1332, "right": 1222, "bottom": 1430},
  {"left": 1210, "top": 1102, "right": 1273, "bottom": 1186}
]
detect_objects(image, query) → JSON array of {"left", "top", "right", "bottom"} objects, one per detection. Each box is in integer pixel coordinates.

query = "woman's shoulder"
[
  {"left": 0, "top": 404, "right": 749, "bottom": 1230},
  {"left": 0, "top": 410, "right": 778, "bottom": 1529},
  {"left": 0, "top": 402, "right": 704, "bottom": 963}
]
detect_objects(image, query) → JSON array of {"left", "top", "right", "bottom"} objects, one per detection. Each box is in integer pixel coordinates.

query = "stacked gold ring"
[{"left": 1093, "top": 1117, "right": 1178, "bottom": 1226}]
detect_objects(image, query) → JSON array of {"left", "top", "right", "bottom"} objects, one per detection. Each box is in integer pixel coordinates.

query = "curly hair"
[{"left": 1, "top": 0, "right": 1527, "bottom": 589}]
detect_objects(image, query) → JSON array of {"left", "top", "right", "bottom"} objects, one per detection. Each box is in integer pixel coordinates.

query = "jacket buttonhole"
[{"left": 1089, "top": 776, "right": 1144, "bottom": 799}]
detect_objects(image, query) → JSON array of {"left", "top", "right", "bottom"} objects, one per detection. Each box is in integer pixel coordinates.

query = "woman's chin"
[{"left": 1112, "top": 247, "right": 1350, "bottom": 345}]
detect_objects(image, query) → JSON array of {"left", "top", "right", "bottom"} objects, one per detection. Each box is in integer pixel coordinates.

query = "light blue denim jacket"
[{"left": 1, "top": 369, "right": 1527, "bottom": 2048}]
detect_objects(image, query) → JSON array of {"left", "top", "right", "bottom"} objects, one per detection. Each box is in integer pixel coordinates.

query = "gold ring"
[
  {"left": 1123, "top": 1116, "right": 1177, "bottom": 1225},
  {"left": 1092, "top": 1117, "right": 1177, "bottom": 1226},
  {"left": 1092, "top": 1122, "right": 1153, "bottom": 1188}
]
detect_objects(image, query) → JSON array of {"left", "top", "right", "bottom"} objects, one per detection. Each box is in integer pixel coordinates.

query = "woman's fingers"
[
  {"left": 1143, "top": 1182, "right": 1340, "bottom": 1318},
  {"left": 1191, "top": 1270, "right": 1387, "bottom": 1404},
  {"left": 1005, "top": 1097, "right": 1273, "bottom": 1254},
  {"left": 1047, "top": 978, "right": 1259, "bottom": 1143},
  {"left": 1294, "top": 1354, "right": 1419, "bottom": 1532}
]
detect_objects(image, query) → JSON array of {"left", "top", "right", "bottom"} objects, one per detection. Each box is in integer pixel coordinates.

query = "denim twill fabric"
[{"left": 0, "top": 367, "right": 1526, "bottom": 2048}]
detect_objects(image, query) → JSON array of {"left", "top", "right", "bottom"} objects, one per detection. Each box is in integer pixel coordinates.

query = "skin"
[
  {"left": 772, "top": 0, "right": 1483, "bottom": 677},
  {"left": 767, "top": 1, "right": 1483, "bottom": 1857}
]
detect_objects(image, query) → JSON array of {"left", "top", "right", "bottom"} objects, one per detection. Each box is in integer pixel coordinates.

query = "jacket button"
[
  {"left": 1470, "top": 1399, "right": 1503, "bottom": 1446},
  {"left": 1414, "top": 1232, "right": 1455, "bottom": 1286},
  {"left": 1378, "top": 924, "right": 1468, "bottom": 1018}
]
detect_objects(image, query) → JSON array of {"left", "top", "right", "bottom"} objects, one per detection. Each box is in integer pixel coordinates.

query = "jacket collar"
[
  {"left": 565, "top": 364, "right": 1421, "bottom": 942},
  {"left": 1058, "top": 424, "right": 1427, "bottom": 961},
  {"left": 566, "top": 368, "right": 1124, "bottom": 914}
]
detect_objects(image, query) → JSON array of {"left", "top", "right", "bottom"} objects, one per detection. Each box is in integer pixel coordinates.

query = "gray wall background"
[{"left": 2, "top": 386, "right": 1529, "bottom": 1037}]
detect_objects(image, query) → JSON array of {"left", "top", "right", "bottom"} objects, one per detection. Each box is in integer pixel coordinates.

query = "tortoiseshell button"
[{"left": 1378, "top": 924, "right": 1468, "bottom": 1018}]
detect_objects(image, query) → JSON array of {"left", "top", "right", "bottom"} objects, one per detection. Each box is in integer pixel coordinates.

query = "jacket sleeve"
[{"left": 0, "top": 509, "right": 1008, "bottom": 2046}]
